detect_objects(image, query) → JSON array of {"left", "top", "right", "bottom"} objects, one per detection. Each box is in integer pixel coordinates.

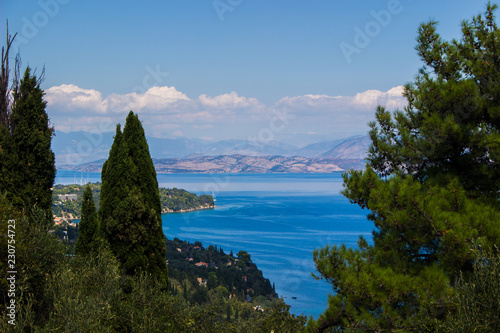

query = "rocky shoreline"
[
  {"left": 55, "top": 204, "right": 216, "bottom": 221},
  {"left": 161, "top": 203, "right": 215, "bottom": 214}
]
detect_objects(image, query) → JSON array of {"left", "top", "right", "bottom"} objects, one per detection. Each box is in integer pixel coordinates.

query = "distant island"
[
  {"left": 52, "top": 183, "right": 214, "bottom": 222},
  {"left": 58, "top": 154, "right": 366, "bottom": 174},
  {"left": 54, "top": 133, "right": 370, "bottom": 172}
]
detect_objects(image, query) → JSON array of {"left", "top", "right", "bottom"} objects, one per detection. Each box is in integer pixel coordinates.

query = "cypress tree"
[
  {"left": 1, "top": 67, "right": 55, "bottom": 221},
  {"left": 99, "top": 111, "right": 167, "bottom": 284},
  {"left": 75, "top": 185, "right": 99, "bottom": 256},
  {"left": 122, "top": 112, "right": 167, "bottom": 281},
  {"left": 122, "top": 111, "right": 161, "bottom": 218},
  {"left": 99, "top": 124, "right": 134, "bottom": 237}
]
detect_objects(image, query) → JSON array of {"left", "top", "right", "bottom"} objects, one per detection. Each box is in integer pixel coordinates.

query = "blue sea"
[{"left": 55, "top": 171, "right": 374, "bottom": 319}]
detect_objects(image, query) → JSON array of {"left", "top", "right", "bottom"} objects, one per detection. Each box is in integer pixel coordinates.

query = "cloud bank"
[{"left": 45, "top": 84, "right": 407, "bottom": 143}]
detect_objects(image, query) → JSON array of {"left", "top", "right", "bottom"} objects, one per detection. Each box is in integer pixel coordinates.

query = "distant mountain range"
[
  {"left": 54, "top": 131, "right": 370, "bottom": 172},
  {"left": 60, "top": 155, "right": 367, "bottom": 173},
  {"left": 320, "top": 135, "right": 372, "bottom": 159}
]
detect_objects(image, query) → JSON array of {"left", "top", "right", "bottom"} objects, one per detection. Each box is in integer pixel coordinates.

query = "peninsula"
[{"left": 52, "top": 183, "right": 214, "bottom": 222}]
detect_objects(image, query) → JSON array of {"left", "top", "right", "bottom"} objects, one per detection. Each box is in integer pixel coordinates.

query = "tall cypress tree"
[
  {"left": 99, "top": 124, "right": 134, "bottom": 237},
  {"left": 0, "top": 67, "right": 55, "bottom": 221},
  {"left": 99, "top": 112, "right": 167, "bottom": 284},
  {"left": 75, "top": 185, "right": 99, "bottom": 256},
  {"left": 122, "top": 111, "right": 162, "bottom": 217}
]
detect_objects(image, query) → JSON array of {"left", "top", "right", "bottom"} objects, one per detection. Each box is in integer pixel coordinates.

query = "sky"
[{"left": 0, "top": 0, "right": 495, "bottom": 146}]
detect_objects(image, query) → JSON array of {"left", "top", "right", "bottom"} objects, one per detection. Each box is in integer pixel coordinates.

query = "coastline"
[
  {"left": 54, "top": 204, "right": 216, "bottom": 222},
  {"left": 161, "top": 203, "right": 215, "bottom": 214}
]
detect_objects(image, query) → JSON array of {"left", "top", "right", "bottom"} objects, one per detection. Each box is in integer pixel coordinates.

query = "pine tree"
[
  {"left": 311, "top": 4, "right": 500, "bottom": 332},
  {"left": 99, "top": 111, "right": 167, "bottom": 284},
  {"left": 440, "top": 245, "right": 500, "bottom": 332},
  {"left": 75, "top": 185, "right": 99, "bottom": 256}
]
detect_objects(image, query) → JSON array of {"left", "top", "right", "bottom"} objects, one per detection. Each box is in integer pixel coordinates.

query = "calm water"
[{"left": 55, "top": 171, "right": 373, "bottom": 318}]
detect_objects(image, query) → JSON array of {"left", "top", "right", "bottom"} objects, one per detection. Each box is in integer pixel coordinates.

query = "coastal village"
[
  {"left": 53, "top": 191, "right": 79, "bottom": 225},
  {"left": 52, "top": 183, "right": 215, "bottom": 225}
]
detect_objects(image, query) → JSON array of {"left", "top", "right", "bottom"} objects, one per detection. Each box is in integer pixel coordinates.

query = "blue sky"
[{"left": 0, "top": 0, "right": 495, "bottom": 145}]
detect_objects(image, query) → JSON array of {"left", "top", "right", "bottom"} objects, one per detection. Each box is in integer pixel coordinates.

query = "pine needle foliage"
[{"left": 310, "top": 3, "right": 500, "bottom": 332}]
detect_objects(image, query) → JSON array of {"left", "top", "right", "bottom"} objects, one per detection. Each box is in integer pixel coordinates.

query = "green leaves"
[
  {"left": 313, "top": 3, "right": 500, "bottom": 331},
  {"left": 440, "top": 246, "right": 500, "bottom": 332},
  {"left": 99, "top": 112, "right": 167, "bottom": 284},
  {"left": 75, "top": 185, "right": 99, "bottom": 256},
  {"left": 0, "top": 67, "right": 55, "bottom": 220}
]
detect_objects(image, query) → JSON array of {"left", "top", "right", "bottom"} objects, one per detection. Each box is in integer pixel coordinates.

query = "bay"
[{"left": 55, "top": 171, "right": 373, "bottom": 318}]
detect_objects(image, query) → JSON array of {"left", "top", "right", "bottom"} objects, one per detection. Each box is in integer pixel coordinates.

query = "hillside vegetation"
[
  {"left": 2, "top": 4, "right": 500, "bottom": 332},
  {"left": 52, "top": 183, "right": 214, "bottom": 219}
]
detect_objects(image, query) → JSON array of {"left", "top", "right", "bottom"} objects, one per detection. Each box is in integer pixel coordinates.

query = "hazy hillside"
[
  {"left": 60, "top": 155, "right": 348, "bottom": 173},
  {"left": 296, "top": 138, "right": 351, "bottom": 157},
  {"left": 54, "top": 131, "right": 370, "bottom": 171},
  {"left": 53, "top": 131, "right": 114, "bottom": 166},
  {"left": 320, "top": 135, "right": 371, "bottom": 159},
  {"left": 146, "top": 137, "right": 207, "bottom": 158},
  {"left": 200, "top": 139, "right": 297, "bottom": 157}
]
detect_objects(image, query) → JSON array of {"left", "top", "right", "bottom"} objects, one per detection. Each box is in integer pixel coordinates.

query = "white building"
[{"left": 58, "top": 194, "right": 78, "bottom": 201}]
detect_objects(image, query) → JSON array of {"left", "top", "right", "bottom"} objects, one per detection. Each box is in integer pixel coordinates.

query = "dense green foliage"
[
  {"left": 310, "top": 4, "right": 500, "bottom": 332},
  {"left": 0, "top": 67, "right": 55, "bottom": 220},
  {"left": 0, "top": 196, "right": 67, "bottom": 329},
  {"left": 2, "top": 195, "right": 306, "bottom": 332},
  {"left": 52, "top": 183, "right": 101, "bottom": 218},
  {"left": 439, "top": 246, "right": 500, "bottom": 332},
  {"left": 160, "top": 187, "right": 214, "bottom": 212},
  {"left": 52, "top": 183, "right": 213, "bottom": 218},
  {"left": 8, "top": 5, "right": 500, "bottom": 329},
  {"left": 75, "top": 185, "right": 99, "bottom": 256},
  {"left": 166, "top": 238, "right": 277, "bottom": 306},
  {"left": 99, "top": 112, "right": 167, "bottom": 283}
]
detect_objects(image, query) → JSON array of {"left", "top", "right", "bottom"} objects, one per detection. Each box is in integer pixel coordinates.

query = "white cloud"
[
  {"left": 45, "top": 84, "right": 408, "bottom": 141},
  {"left": 276, "top": 86, "right": 407, "bottom": 114},
  {"left": 271, "top": 86, "right": 408, "bottom": 138},
  {"left": 198, "top": 91, "right": 261, "bottom": 109},
  {"left": 45, "top": 84, "right": 106, "bottom": 113},
  {"left": 352, "top": 86, "right": 406, "bottom": 110},
  {"left": 46, "top": 85, "right": 190, "bottom": 116},
  {"left": 107, "top": 86, "right": 191, "bottom": 113}
]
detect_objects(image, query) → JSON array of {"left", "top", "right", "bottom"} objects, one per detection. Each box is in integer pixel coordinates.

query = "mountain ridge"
[
  {"left": 59, "top": 154, "right": 366, "bottom": 173},
  {"left": 54, "top": 131, "right": 370, "bottom": 172}
]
